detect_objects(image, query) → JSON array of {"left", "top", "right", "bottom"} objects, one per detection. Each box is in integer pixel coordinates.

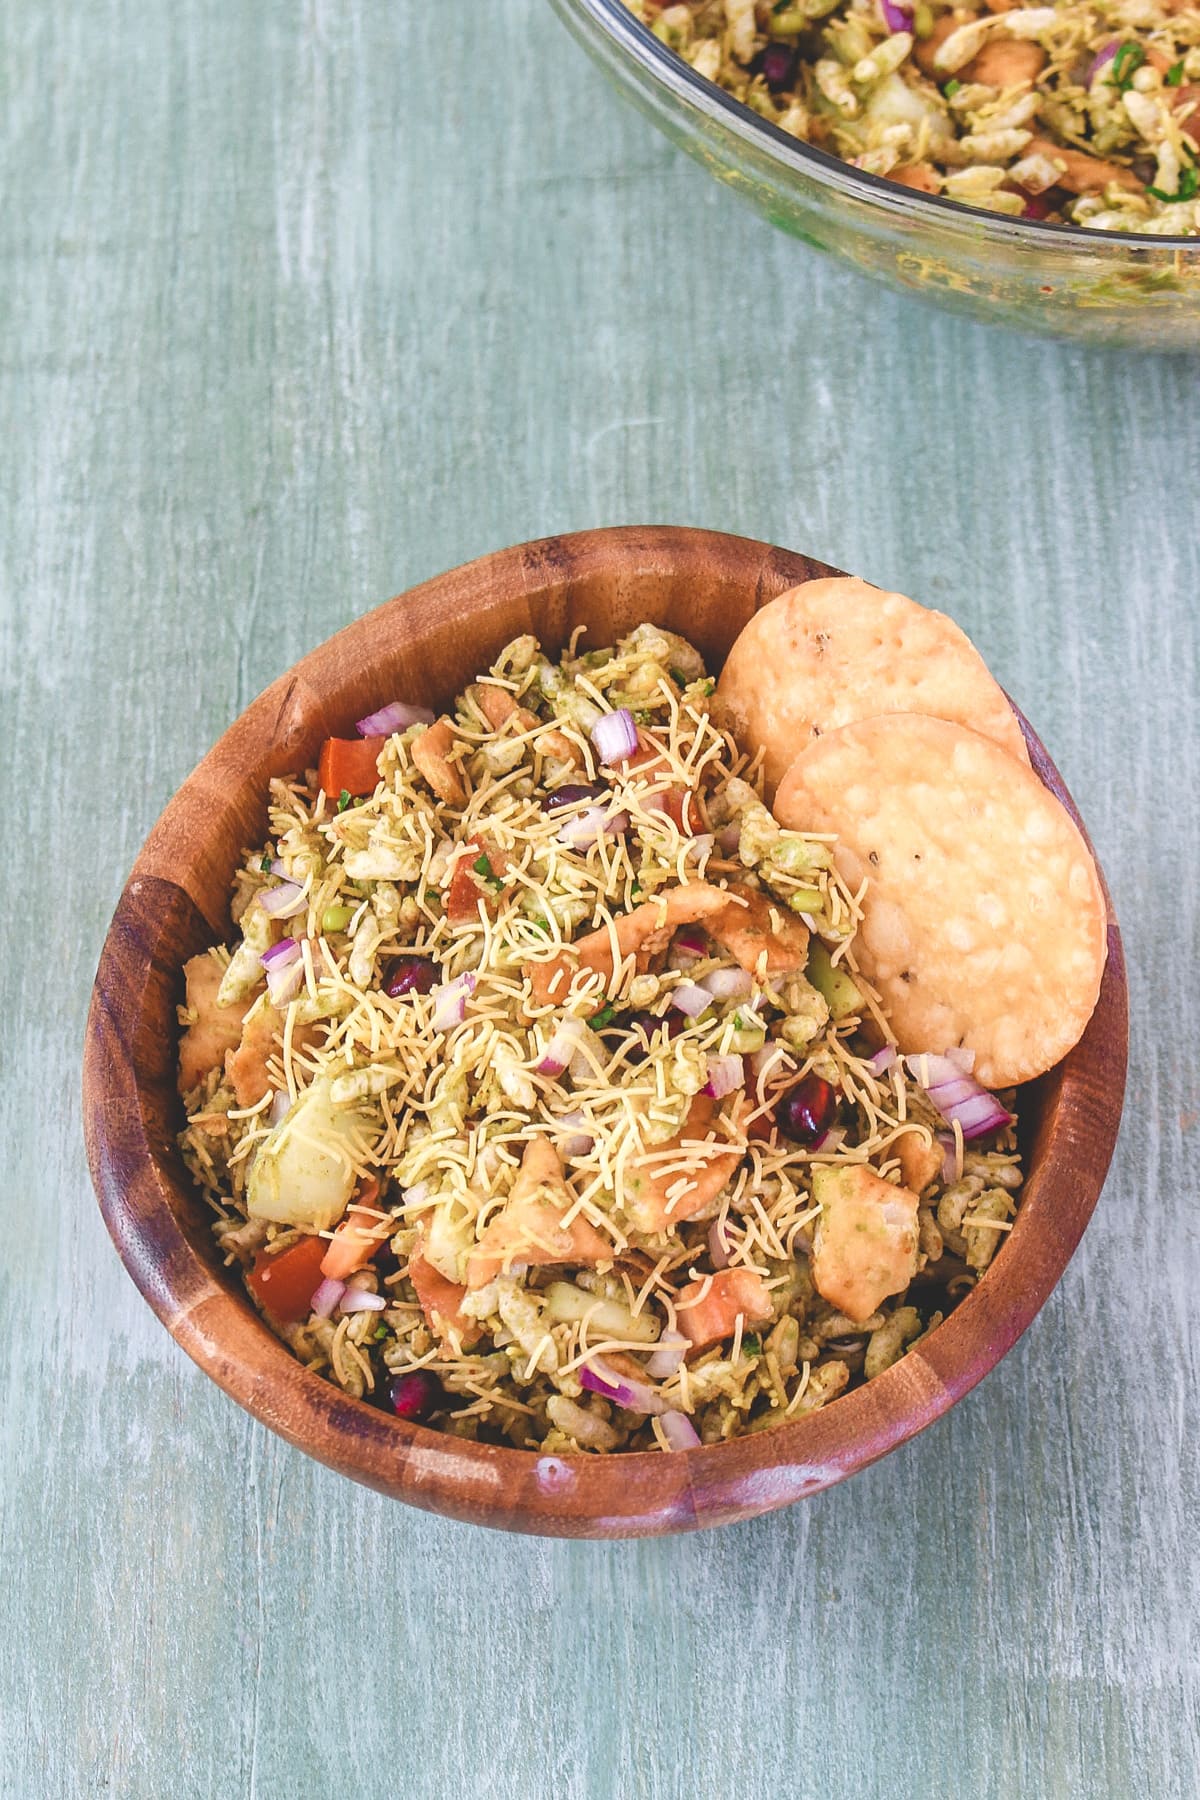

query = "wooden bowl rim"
[{"left": 83, "top": 526, "right": 1128, "bottom": 1537}]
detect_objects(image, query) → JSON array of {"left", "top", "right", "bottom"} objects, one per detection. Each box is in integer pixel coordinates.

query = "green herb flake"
[
  {"left": 943, "top": 78, "right": 961, "bottom": 97},
  {"left": 373, "top": 1326, "right": 388, "bottom": 1341},
  {"left": 1111, "top": 42, "right": 1145, "bottom": 91},
  {"left": 336, "top": 789, "right": 353, "bottom": 814},
  {"left": 528, "top": 916, "right": 551, "bottom": 936},
  {"left": 473, "top": 852, "right": 493, "bottom": 878},
  {"left": 1148, "top": 165, "right": 1198, "bottom": 203},
  {"left": 591, "top": 1004, "right": 616, "bottom": 1029},
  {"left": 670, "top": 666, "right": 688, "bottom": 686},
  {"left": 741, "top": 1334, "right": 762, "bottom": 1358},
  {"left": 1166, "top": 60, "right": 1185, "bottom": 87},
  {"left": 259, "top": 854, "right": 272, "bottom": 873},
  {"left": 702, "top": 678, "right": 715, "bottom": 696}
]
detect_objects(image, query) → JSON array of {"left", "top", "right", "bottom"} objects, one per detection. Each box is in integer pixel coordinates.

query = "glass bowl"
[{"left": 548, "top": 0, "right": 1200, "bottom": 349}]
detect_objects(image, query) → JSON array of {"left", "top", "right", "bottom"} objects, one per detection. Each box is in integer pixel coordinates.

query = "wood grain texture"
[
  {"left": 2, "top": 0, "right": 1198, "bottom": 1794},
  {"left": 81, "top": 528, "right": 1126, "bottom": 1536}
]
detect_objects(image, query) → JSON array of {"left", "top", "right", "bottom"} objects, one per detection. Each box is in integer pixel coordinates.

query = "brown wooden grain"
[{"left": 82, "top": 527, "right": 1128, "bottom": 1538}]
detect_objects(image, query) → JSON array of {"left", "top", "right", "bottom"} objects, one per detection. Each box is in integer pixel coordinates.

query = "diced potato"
[
  {"left": 247, "top": 1076, "right": 370, "bottom": 1232},
  {"left": 542, "top": 1281, "right": 661, "bottom": 1344},
  {"left": 811, "top": 1164, "right": 920, "bottom": 1324}
]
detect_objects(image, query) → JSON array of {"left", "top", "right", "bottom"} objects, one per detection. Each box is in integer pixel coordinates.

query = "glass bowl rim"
[{"left": 561, "top": 0, "right": 1199, "bottom": 252}]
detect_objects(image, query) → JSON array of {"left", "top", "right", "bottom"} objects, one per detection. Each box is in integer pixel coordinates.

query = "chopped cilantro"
[
  {"left": 630, "top": 881, "right": 643, "bottom": 901},
  {"left": 336, "top": 789, "right": 352, "bottom": 813},
  {"left": 701, "top": 678, "right": 715, "bottom": 696},
  {"left": 373, "top": 1326, "right": 388, "bottom": 1341},
  {"left": 741, "top": 1334, "right": 762, "bottom": 1357},
  {"left": 259, "top": 854, "right": 272, "bottom": 873},
  {"left": 669, "top": 666, "right": 688, "bottom": 686},
  {"left": 473, "top": 852, "right": 493, "bottom": 878},
  {"left": 1148, "top": 164, "right": 1199, "bottom": 203},
  {"left": 528, "top": 916, "right": 551, "bottom": 936},
  {"left": 943, "top": 78, "right": 961, "bottom": 97},
  {"left": 1166, "top": 60, "right": 1185, "bottom": 87},
  {"left": 592, "top": 1003, "right": 616, "bottom": 1028},
  {"left": 1110, "top": 42, "right": 1144, "bottom": 91}
]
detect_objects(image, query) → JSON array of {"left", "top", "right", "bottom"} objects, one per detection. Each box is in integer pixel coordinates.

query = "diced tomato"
[
  {"left": 409, "top": 1250, "right": 481, "bottom": 1348},
  {"left": 444, "top": 838, "right": 509, "bottom": 925},
  {"left": 246, "top": 1235, "right": 328, "bottom": 1324},
  {"left": 676, "top": 1268, "right": 773, "bottom": 1353},
  {"left": 317, "top": 735, "right": 387, "bottom": 799},
  {"left": 319, "top": 1178, "right": 389, "bottom": 1281}
]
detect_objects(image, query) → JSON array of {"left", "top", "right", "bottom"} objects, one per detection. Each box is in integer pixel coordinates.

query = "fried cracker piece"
[
  {"left": 774, "top": 715, "right": 1106, "bottom": 1087},
  {"left": 717, "top": 579, "right": 1030, "bottom": 798}
]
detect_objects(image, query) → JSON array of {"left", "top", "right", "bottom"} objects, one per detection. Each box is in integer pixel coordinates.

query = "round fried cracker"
[
  {"left": 774, "top": 715, "right": 1106, "bottom": 1087},
  {"left": 717, "top": 578, "right": 1030, "bottom": 798}
]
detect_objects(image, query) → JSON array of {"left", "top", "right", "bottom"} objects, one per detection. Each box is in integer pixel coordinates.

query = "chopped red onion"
[
  {"left": 811, "top": 1126, "right": 846, "bottom": 1154},
  {"left": 356, "top": 699, "right": 435, "bottom": 736},
  {"left": 1087, "top": 40, "right": 1118, "bottom": 84},
  {"left": 554, "top": 1111, "right": 595, "bottom": 1158},
  {"left": 537, "top": 1019, "right": 584, "bottom": 1077},
  {"left": 260, "top": 937, "right": 300, "bottom": 969},
  {"left": 431, "top": 971, "right": 475, "bottom": 1033},
  {"left": 338, "top": 1287, "right": 387, "bottom": 1315},
  {"left": 700, "top": 966, "right": 753, "bottom": 1001},
  {"left": 938, "top": 1132, "right": 959, "bottom": 1184},
  {"left": 261, "top": 938, "right": 304, "bottom": 1006},
  {"left": 880, "top": 0, "right": 912, "bottom": 29},
  {"left": 683, "top": 833, "right": 714, "bottom": 863},
  {"left": 717, "top": 821, "right": 741, "bottom": 855},
  {"left": 590, "top": 708, "right": 639, "bottom": 766},
  {"left": 905, "top": 1053, "right": 1012, "bottom": 1141},
  {"left": 703, "top": 1054, "right": 745, "bottom": 1101},
  {"left": 747, "top": 1043, "right": 787, "bottom": 1096},
  {"left": 945, "top": 1047, "right": 976, "bottom": 1075},
  {"left": 866, "top": 1045, "right": 897, "bottom": 1076},
  {"left": 708, "top": 1217, "right": 732, "bottom": 1269},
  {"left": 660, "top": 1410, "right": 701, "bottom": 1452},
  {"left": 671, "top": 928, "right": 708, "bottom": 963},
  {"left": 556, "top": 805, "right": 630, "bottom": 850},
  {"left": 269, "top": 1088, "right": 291, "bottom": 1127},
  {"left": 269, "top": 857, "right": 289, "bottom": 878},
  {"left": 311, "top": 1276, "right": 346, "bottom": 1319},
  {"left": 401, "top": 1180, "right": 431, "bottom": 1209},
  {"left": 579, "top": 1356, "right": 666, "bottom": 1416},
  {"left": 645, "top": 1331, "right": 688, "bottom": 1379},
  {"left": 259, "top": 881, "right": 307, "bottom": 920},
  {"left": 669, "top": 981, "right": 712, "bottom": 1019}
]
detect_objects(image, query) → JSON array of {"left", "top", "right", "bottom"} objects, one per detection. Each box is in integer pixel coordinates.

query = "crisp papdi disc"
[
  {"left": 774, "top": 715, "right": 1106, "bottom": 1087},
  {"left": 717, "top": 578, "right": 1030, "bottom": 798}
]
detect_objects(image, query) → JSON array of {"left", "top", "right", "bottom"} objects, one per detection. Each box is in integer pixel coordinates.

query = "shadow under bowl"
[{"left": 83, "top": 525, "right": 1128, "bottom": 1537}]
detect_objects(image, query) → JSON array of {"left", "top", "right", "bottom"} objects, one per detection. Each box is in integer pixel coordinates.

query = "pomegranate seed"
[
  {"left": 775, "top": 1074, "right": 838, "bottom": 1144},
  {"left": 385, "top": 955, "right": 439, "bottom": 998},
  {"left": 386, "top": 1370, "right": 444, "bottom": 1422}
]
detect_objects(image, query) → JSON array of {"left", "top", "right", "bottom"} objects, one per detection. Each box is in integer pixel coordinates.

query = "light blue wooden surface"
[{"left": 2, "top": 3, "right": 1197, "bottom": 1796}]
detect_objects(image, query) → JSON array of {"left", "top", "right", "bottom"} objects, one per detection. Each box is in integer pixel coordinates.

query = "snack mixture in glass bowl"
[
  {"left": 177, "top": 586, "right": 1106, "bottom": 1456},
  {"left": 626, "top": 0, "right": 1200, "bottom": 233}
]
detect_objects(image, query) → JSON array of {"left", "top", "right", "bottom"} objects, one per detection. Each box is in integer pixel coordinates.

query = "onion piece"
[
  {"left": 259, "top": 880, "right": 307, "bottom": 920},
  {"left": 704, "top": 1054, "right": 745, "bottom": 1101},
  {"left": 1087, "top": 39, "right": 1118, "bottom": 84},
  {"left": 401, "top": 1180, "right": 431, "bottom": 1210},
  {"left": 579, "top": 1356, "right": 666, "bottom": 1416},
  {"left": 881, "top": 0, "right": 912, "bottom": 30},
  {"left": 645, "top": 1331, "right": 688, "bottom": 1380},
  {"left": 747, "top": 1042, "right": 788, "bottom": 1097},
  {"left": 554, "top": 1110, "right": 595, "bottom": 1158},
  {"left": 590, "top": 708, "right": 639, "bottom": 766},
  {"left": 717, "top": 821, "right": 741, "bottom": 855},
  {"left": 556, "top": 805, "right": 630, "bottom": 850},
  {"left": 669, "top": 981, "right": 711, "bottom": 1019},
  {"left": 938, "top": 1131, "right": 959, "bottom": 1185},
  {"left": 699, "top": 966, "right": 753, "bottom": 1002},
  {"left": 338, "top": 1288, "right": 387, "bottom": 1315},
  {"left": 269, "top": 1088, "right": 291, "bottom": 1127},
  {"left": 708, "top": 1218, "right": 732, "bottom": 1270},
  {"left": 866, "top": 1045, "right": 897, "bottom": 1076},
  {"left": 683, "top": 833, "right": 715, "bottom": 863},
  {"left": 811, "top": 1127, "right": 846, "bottom": 1154},
  {"left": 660, "top": 1410, "right": 701, "bottom": 1452},
  {"left": 537, "top": 1019, "right": 584, "bottom": 1077},
  {"left": 311, "top": 1276, "right": 346, "bottom": 1319},
  {"left": 261, "top": 937, "right": 304, "bottom": 1007},
  {"left": 431, "top": 972, "right": 476, "bottom": 1033},
  {"left": 671, "top": 928, "right": 708, "bottom": 962},
  {"left": 905, "top": 1052, "right": 1012, "bottom": 1141},
  {"left": 356, "top": 699, "right": 435, "bottom": 736}
]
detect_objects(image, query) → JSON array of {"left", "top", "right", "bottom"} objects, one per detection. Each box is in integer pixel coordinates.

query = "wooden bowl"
[{"left": 83, "top": 527, "right": 1128, "bottom": 1537}]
